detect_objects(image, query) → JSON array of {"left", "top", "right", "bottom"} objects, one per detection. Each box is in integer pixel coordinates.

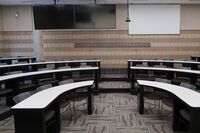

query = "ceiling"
[{"left": 0, "top": 0, "right": 200, "bottom": 5}]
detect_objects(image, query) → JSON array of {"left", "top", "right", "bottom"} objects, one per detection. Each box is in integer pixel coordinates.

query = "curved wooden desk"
[
  {"left": 12, "top": 80, "right": 94, "bottom": 133},
  {"left": 130, "top": 66, "right": 200, "bottom": 87},
  {"left": 137, "top": 80, "right": 200, "bottom": 133},
  {"left": 0, "top": 60, "right": 101, "bottom": 80},
  {"left": 0, "top": 67, "right": 99, "bottom": 105},
  {"left": 127, "top": 60, "right": 200, "bottom": 79},
  {"left": 191, "top": 55, "right": 200, "bottom": 62}
]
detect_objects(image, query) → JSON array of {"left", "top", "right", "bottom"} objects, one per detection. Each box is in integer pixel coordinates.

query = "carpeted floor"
[{"left": 0, "top": 93, "right": 185, "bottom": 133}]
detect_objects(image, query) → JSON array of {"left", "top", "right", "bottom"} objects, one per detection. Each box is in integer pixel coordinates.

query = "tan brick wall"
[
  {"left": 42, "top": 30, "right": 200, "bottom": 68},
  {"left": 0, "top": 31, "right": 33, "bottom": 57}
]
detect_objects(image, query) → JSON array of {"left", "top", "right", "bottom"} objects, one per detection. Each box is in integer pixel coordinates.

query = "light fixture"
[{"left": 125, "top": 0, "right": 131, "bottom": 22}]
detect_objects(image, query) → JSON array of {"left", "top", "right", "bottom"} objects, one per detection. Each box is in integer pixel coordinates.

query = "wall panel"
[
  {"left": 42, "top": 30, "right": 200, "bottom": 68},
  {"left": 1, "top": 31, "right": 33, "bottom": 57}
]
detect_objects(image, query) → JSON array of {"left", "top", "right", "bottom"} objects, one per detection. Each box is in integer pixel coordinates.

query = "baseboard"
[
  {"left": 101, "top": 78, "right": 127, "bottom": 81},
  {"left": 98, "top": 88, "right": 131, "bottom": 93}
]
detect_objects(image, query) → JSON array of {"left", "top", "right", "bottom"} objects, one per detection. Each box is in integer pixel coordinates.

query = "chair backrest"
[
  {"left": 6, "top": 71, "right": 22, "bottom": 75},
  {"left": 37, "top": 84, "right": 52, "bottom": 92},
  {"left": 13, "top": 92, "right": 32, "bottom": 104},
  {"left": 59, "top": 79, "right": 74, "bottom": 85},
  {"left": 180, "top": 67, "right": 191, "bottom": 70},
  {"left": 180, "top": 82, "right": 196, "bottom": 90},
  {"left": 38, "top": 68, "right": 50, "bottom": 71},
  {"left": 58, "top": 66, "right": 71, "bottom": 69},
  {"left": 155, "top": 78, "right": 171, "bottom": 84},
  {"left": 0, "top": 63, "right": 7, "bottom": 65}
]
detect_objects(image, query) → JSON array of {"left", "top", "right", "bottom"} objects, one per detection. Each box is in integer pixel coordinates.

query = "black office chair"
[
  {"left": 56, "top": 65, "right": 72, "bottom": 80},
  {"left": 80, "top": 63, "right": 93, "bottom": 80},
  {"left": 59, "top": 79, "right": 88, "bottom": 119},
  {"left": 38, "top": 68, "right": 58, "bottom": 86},
  {"left": 6, "top": 71, "right": 37, "bottom": 93},
  {"left": 144, "top": 78, "right": 171, "bottom": 116},
  {"left": 172, "top": 67, "right": 191, "bottom": 85},
  {"left": 150, "top": 65, "right": 167, "bottom": 79},
  {"left": 0, "top": 84, "right": 13, "bottom": 105},
  {"left": 13, "top": 91, "right": 58, "bottom": 132},
  {"left": 36, "top": 84, "right": 52, "bottom": 92},
  {"left": 135, "top": 64, "right": 152, "bottom": 80}
]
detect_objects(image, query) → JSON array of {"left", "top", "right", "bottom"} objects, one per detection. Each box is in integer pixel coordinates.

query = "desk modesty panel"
[
  {"left": 0, "top": 57, "right": 36, "bottom": 64},
  {"left": 128, "top": 60, "right": 200, "bottom": 65},
  {"left": 137, "top": 80, "right": 200, "bottom": 108},
  {"left": 12, "top": 80, "right": 94, "bottom": 109},
  {"left": 0, "top": 60, "right": 101, "bottom": 69},
  {"left": 0, "top": 67, "right": 99, "bottom": 82},
  {"left": 130, "top": 66, "right": 200, "bottom": 75}
]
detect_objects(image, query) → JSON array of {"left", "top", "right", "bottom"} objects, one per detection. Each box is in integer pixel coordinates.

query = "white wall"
[
  {"left": 2, "top": 6, "right": 32, "bottom": 31},
  {"left": 181, "top": 5, "right": 200, "bottom": 30},
  {"left": 116, "top": 5, "right": 128, "bottom": 30}
]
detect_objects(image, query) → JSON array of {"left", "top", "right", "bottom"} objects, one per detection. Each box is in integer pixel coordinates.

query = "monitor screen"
[{"left": 33, "top": 5, "right": 116, "bottom": 29}]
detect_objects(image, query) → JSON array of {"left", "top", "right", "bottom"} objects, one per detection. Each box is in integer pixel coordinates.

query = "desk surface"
[
  {"left": 128, "top": 60, "right": 200, "bottom": 64},
  {"left": 131, "top": 66, "right": 200, "bottom": 75},
  {"left": 12, "top": 80, "right": 94, "bottom": 109},
  {"left": 0, "top": 60, "right": 101, "bottom": 68},
  {"left": 0, "top": 67, "right": 98, "bottom": 82},
  {"left": 137, "top": 80, "right": 200, "bottom": 108}
]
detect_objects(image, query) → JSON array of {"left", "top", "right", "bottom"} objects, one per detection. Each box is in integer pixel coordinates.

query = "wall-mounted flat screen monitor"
[{"left": 33, "top": 5, "right": 116, "bottom": 29}]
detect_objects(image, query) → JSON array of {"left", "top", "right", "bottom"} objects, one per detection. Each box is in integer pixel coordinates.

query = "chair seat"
[
  {"left": 135, "top": 74, "right": 154, "bottom": 80},
  {"left": 0, "top": 89, "right": 13, "bottom": 97},
  {"left": 163, "top": 98, "right": 173, "bottom": 107},
  {"left": 172, "top": 77, "right": 190, "bottom": 84},
  {"left": 144, "top": 91, "right": 168, "bottom": 100},
  {"left": 45, "top": 110, "right": 55, "bottom": 122},
  {"left": 19, "top": 84, "right": 37, "bottom": 91},
  {"left": 72, "top": 93, "right": 87, "bottom": 101},
  {"left": 39, "top": 79, "right": 58, "bottom": 86},
  {"left": 180, "top": 109, "right": 191, "bottom": 122}
]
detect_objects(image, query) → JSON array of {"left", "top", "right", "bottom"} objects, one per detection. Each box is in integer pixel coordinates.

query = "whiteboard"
[{"left": 128, "top": 5, "right": 180, "bottom": 34}]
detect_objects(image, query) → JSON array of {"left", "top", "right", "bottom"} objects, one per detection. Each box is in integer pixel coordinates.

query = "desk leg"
[
  {"left": 128, "top": 62, "right": 130, "bottom": 81},
  {"left": 98, "top": 62, "right": 101, "bottom": 82},
  {"left": 137, "top": 86, "right": 144, "bottom": 114},
  {"left": 88, "top": 86, "right": 94, "bottom": 115},
  {"left": 172, "top": 98, "right": 179, "bottom": 131},
  {"left": 94, "top": 70, "right": 99, "bottom": 95}
]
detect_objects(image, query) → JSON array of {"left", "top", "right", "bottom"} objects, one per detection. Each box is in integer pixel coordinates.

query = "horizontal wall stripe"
[
  {"left": 74, "top": 43, "right": 151, "bottom": 48},
  {"left": 2, "top": 39, "right": 32, "bottom": 44},
  {"left": 3, "top": 48, "right": 33, "bottom": 52},
  {"left": 44, "top": 47, "right": 200, "bottom": 52}
]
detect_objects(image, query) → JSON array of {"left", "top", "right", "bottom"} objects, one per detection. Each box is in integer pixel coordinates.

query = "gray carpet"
[{"left": 0, "top": 93, "right": 185, "bottom": 133}]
